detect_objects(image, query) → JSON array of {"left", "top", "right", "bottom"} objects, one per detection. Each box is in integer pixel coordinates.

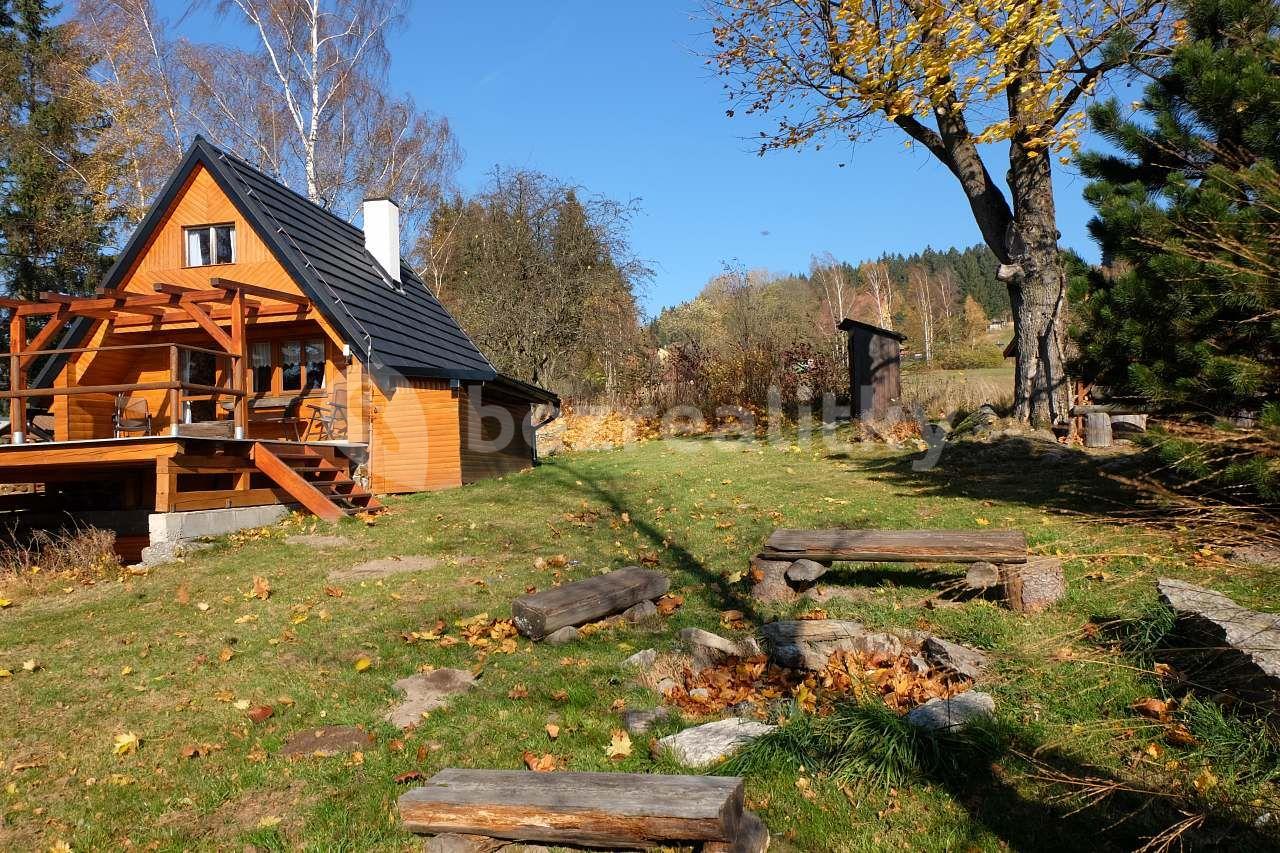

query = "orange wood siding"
[
  {"left": 369, "top": 377, "right": 462, "bottom": 494},
  {"left": 459, "top": 390, "right": 534, "bottom": 483}
]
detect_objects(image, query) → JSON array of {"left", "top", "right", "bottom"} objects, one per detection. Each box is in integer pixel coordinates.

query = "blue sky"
[{"left": 170, "top": 0, "right": 1142, "bottom": 315}]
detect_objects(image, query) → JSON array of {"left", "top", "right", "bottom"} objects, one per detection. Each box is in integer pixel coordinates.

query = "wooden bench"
[
  {"left": 398, "top": 769, "right": 748, "bottom": 848},
  {"left": 761, "top": 528, "right": 1027, "bottom": 564},
  {"left": 511, "top": 566, "right": 668, "bottom": 640}
]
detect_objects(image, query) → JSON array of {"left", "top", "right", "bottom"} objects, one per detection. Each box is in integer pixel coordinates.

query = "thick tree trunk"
[{"left": 1006, "top": 142, "right": 1071, "bottom": 428}]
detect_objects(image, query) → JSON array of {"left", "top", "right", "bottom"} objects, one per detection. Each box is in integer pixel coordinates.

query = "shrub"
[{"left": 0, "top": 525, "right": 121, "bottom": 583}]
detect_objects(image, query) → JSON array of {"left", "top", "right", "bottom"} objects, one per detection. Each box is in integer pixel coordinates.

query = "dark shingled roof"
[{"left": 86, "top": 136, "right": 499, "bottom": 384}]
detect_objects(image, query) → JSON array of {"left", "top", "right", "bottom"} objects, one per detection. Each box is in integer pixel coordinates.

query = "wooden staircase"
[{"left": 252, "top": 442, "right": 382, "bottom": 521}]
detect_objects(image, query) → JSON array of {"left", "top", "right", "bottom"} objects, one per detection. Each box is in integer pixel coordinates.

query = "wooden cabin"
[{"left": 0, "top": 137, "right": 556, "bottom": 554}]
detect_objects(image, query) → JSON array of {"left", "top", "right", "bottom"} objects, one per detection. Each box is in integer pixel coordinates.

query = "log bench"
[
  {"left": 757, "top": 528, "right": 1060, "bottom": 613},
  {"left": 511, "top": 565, "right": 668, "bottom": 640},
  {"left": 399, "top": 769, "right": 759, "bottom": 849}
]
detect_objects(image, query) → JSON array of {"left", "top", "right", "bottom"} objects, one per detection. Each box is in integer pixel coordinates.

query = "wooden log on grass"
[
  {"left": 398, "top": 769, "right": 745, "bottom": 846},
  {"left": 762, "top": 529, "right": 1027, "bottom": 564},
  {"left": 511, "top": 566, "right": 669, "bottom": 640}
]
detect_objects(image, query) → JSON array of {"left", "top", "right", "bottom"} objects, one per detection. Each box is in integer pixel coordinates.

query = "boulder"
[
  {"left": 620, "top": 600, "right": 658, "bottom": 623},
  {"left": 681, "top": 628, "right": 756, "bottom": 670},
  {"left": 964, "top": 561, "right": 1001, "bottom": 590},
  {"left": 657, "top": 718, "right": 777, "bottom": 768},
  {"left": 544, "top": 626, "right": 579, "bottom": 645},
  {"left": 385, "top": 669, "right": 477, "bottom": 729},
  {"left": 785, "top": 559, "right": 830, "bottom": 585},
  {"left": 1157, "top": 578, "right": 1280, "bottom": 711},
  {"left": 922, "top": 637, "right": 989, "bottom": 681},
  {"left": 702, "top": 810, "right": 770, "bottom": 853},
  {"left": 749, "top": 556, "right": 797, "bottom": 605},
  {"left": 906, "top": 691, "right": 995, "bottom": 732},
  {"left": 622, "top": 648, "right": 657, "bottom": 670},
  {"left": 762, "top": 620, "right": 903, "bottom": 670},
  {"left": 1000, "top": 557, "right": 1065, "bottom": 613}
]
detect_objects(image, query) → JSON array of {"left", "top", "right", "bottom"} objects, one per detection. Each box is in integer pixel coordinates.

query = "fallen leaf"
[
  {"left": 324, "top": 585, "right": 344, "bottom": 598},
  {"left": 394, "top": 771, "right": 424, "bottom": 784},
  {"left": 248, "top": 576, "right": 271, "bottom": 600},
  {"left": 1132, "top": 697, "right": 1172, "bottom": 721},
  {"left": 354, "top": 657, "right": 373, "bottom": 672},
  {"left": 248, "top": 705, "right": 274, "bottom": 723},
  {"left": 218, "top": 647, "right": 234, "bottom": 663},
  {"left": 120, "top": 666, "right": 133, "bottom": 676},
  {"left": 257, "top": 815, "right": 281, "bottom": 829},
  {"left": 21, "top": 659, "right": 37, "bottom": 672},
  {"left": 545, "top": 723, "right": 560, "bottom": 740},
  {"left": 234, "top": 614, "right": 258, "bottom": 624},
  {"left": 112, "top": 732, "right": 140, "bottom": 756},
  {"left": 175, "top": 585, "right": 190, "bottom": 605},
  {"left": 0, "top": 598, "right": 11, "bottom": 608},
  {"left": 507, "top": 684, "right": 529, "bottom": 700},
  {"left": 195, "top": 602, "right": 210, "bottom": 612},
  {"left": 1193, "top": 768, "right": 1217, "bottom": 793},
  {"left": 522, "top": 751, "right": 559, "bottom": 772},
  {"left": 605, "top": 729, "right": 632, "bottom": 760},
  {"left": 0, "top": 669, "right": 11, "bottom": 678},
  {"left": 1166, "top": 723, "right": 1198, "bottom": 747},
  {"left": 655, "top": 594, "right": 684, "bottom": 616},
  {"left": 233, "top": 699, "right": 252, "bottom": 711},
  {"left": 975, "top": 518, "right": 991, "bottom": 526}
]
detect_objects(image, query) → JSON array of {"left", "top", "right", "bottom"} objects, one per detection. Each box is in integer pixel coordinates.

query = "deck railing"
[{"left": 4, "top": 343, "right": 246, "bottom": 444}]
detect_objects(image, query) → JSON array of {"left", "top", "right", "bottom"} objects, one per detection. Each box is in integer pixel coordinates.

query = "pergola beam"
[{"left": 211, "top": 277, "right": 308, "bottom": 306}]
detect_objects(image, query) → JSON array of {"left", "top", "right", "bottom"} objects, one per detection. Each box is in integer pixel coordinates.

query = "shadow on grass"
[
  {"left": 721, "top": 701, "right": 1280, "bottom": 852},
  {"left": 544, "top": 460, "right": 763, "bottom": 625},
  {"left": 864, "top": 436, "right": 1148, "bottom": 518}
]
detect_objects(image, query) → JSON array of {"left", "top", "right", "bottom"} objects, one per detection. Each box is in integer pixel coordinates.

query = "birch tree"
[
  {"left": 858, "top": 259, "right": 895, "bottom": 329},
  {"left": 706, "top": 0, "right": 1172, "bottom": 426}
]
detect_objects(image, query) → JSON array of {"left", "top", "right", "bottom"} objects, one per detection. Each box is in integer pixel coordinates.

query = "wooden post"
[
  {"left": 155, "top": 457, "right": 176, "bottom": 512},
  {"left": 229, "top": 290, "right": 248, "bottom": 439},
  {"left": 345, "top": 358, "right": 366, "bottom": 443},
  {"left": 168, "top": 345, "right": 181, "bottom": 436},
  {"left": 8, "top": 311, "right": 26, "bottom": 444},
  {"left": 1084, "top": 412, "right": 1112, "bottom": 448}
]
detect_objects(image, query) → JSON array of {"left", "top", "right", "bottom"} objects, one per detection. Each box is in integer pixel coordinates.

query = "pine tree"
[
  {"left": 1075, "top": 0, "right": 1280, "bottom": 415},
  {"left": 0, "top": 0, "right": 117, "bottom": 301}
]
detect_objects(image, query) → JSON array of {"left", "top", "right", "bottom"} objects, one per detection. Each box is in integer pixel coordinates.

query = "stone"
[
  {"left": 385, "top": 669, "right": 476, "bottom": 729},
  {"left": 544, "top": 626, "right": 579, "bottom": 645},
  {"left": 657, "top": 718, "right": 777, "bottom": 768},
  {"left": 620, "top": 600, "right": 658, "bottom": 623},
  {"left": 785, "top": 558, "right": 830, "bottom": 585},
  {"left": 329, "top": 555, "right": 440, "bottom": 582},
  {"left": 703, "top": 810, "right": 770, "bottom": 853},
  {"left": 688, "top": 688, "right": 711, "bottom": 701},
  {"left": 964, "top": 561, "right": 1001, "bottom": 590},
  {"left": 906, "top": 691, "right": 996, "bottom": 732},
  {"left": 622, "top": 707, "right": 670, "bottom": 734},
  {"left": 763, "top": 620, "right": 903, "bottom": 671},
  {"left": 655, "top": 677, "right": 678, "bottom": 695},
  {"left": 749, "top": 556, "right": 797, "bottom": 604},
  {"left": 922, "top": 637, "right": 989, "bottom": 681},
  {"left": 681, "top": 627, "right": 754, "bottom": 670},
  {"left": 285, "top": 534, "right": 351, "bottom": 549},
  {"left": 1157, "top": 578, "right": 1280, "bottom": 711},
  {"left": 622, "top": 648, "right": 657, "bottom": 670},
  {"left": 423, "top": 834, "right": 505, "bottom": 853},
  {"left": 281, "top": 725, "right": 373, "bottom": 758},
  {"left": 1000, "top": 557, "right": 1065, "bottom": 613}
]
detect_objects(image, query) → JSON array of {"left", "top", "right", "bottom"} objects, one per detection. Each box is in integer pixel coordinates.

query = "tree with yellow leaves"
[{"left": 706, "top": 0, "right": 1171, "bottom": 425}]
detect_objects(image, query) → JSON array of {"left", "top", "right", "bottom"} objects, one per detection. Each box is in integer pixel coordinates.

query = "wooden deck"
[{"left": 0, "top": 436, "right": 377, "bottom": 517}]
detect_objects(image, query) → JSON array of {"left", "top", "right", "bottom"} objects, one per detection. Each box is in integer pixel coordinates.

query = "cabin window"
[
  {"left": 185, "top": 224, "right": 235, "bottom": 266},
  {"left": 250, "top": 342, "right": 272, "bottom": 392},
  {"left": 248, "top": 337, "right": 327, "bottom": 395}
]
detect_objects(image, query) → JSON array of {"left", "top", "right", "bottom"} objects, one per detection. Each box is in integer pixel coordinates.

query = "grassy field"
[{"left": 1, "top": 430, "right": 1277, "bottom": 851}]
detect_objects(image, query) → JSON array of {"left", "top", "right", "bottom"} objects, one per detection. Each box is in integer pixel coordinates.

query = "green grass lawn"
[{"left": 1, "top": 431, "right": 1276, "bottom": 851}]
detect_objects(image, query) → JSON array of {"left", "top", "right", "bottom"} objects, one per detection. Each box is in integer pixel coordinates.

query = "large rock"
[
  {"left": 1000, "top": 557, "right": 1065, "bottom": 613},
  {"left": 622, "top": 706, "right": 670, "bottom": 734},
  {"left": 922, "top": 636, "right": 989, "bottom": 681},
  {"left": 1157, "top": 578, "right": 1280, "bottom": 711},
  {"left": 785, "top": 559, "right": 830, "bottom": 585},
  {"left": 762, "top": 620, "right": 902, "bottom": 670},
  {"left": 748, "top": 556, "right": 797, "bottom": 605},
  {"left": 681, "top": 628, "right": 757, "bottom": 670},
  {"left": 657, "top": 718, "right": 776, "bottom": 768},
  {"left": 622, "top": 648, "right": 657, "bottom": 670},
  {"left": 906, "top": 691, "right": 995, "bottom": 732},
  {"left": 385, "top": 669, "right": 476, "bottom": 729}
]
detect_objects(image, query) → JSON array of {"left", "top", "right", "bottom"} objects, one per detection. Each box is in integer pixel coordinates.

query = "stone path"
[
  {"left": 281, "top": 725, "right": 374, "bottom": 758},
  {"left": 386, "top": 668, "right": 477, "bottom": 729}
]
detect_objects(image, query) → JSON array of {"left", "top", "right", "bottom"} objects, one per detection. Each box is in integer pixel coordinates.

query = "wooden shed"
[{"left": 838, "top": 319, "right": 906, "bottom": 421}]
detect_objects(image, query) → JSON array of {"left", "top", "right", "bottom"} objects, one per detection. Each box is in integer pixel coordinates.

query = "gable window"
[{"left": 185, "top": 224, "right": 235, "bottom": 266}]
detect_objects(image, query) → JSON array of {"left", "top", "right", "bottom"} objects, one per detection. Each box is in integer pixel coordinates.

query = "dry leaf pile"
[
  {"left": 402, "top": 614, "right": 520, "bottom": 654},
  {"left": 662, "top": 649, "right": 970, "bottom": 718}
]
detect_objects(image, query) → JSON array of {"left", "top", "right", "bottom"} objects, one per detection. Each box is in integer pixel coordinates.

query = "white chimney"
[{"left": 363, "top": 197, "right": 401, "bottom": 283}]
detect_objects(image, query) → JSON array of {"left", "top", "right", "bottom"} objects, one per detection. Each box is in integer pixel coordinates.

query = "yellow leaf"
[
  {"left": 545, "top": 723, "right": 560, "bottom": 740},
  {"left": 112, "top": 732, "right": 140, "bottom": 756},
  {"left": 975, "top": 518, "right": 991, "bottom": 526},
  {"left": 235, "top": 614, "right": 258, "bottom": 624},
  {"left": 257, "top": 815, "right": 282, "bottom": 829},
  {"left": 354, "top": 657, "right": 373, "bottom": 672},
  {"left": 22, "top": 659, "right": 37, "bottom": 672},
  {"left": 233, "top": 699, "right": 251, "bottom": 710},
  {"left": 249, "top": 576, "right": 271, "bottom": 600},
  {"left": 120, "top": 666, "right": 133, "bottom": 676},
  {"left": 1193, "top": 768, "right": 1218, "bottom": 793},
  {"left": 0, "top": 598, "right": 11, "bottom": 608},
  {"left": 605, "top": 729, "right": 632, "bottom": 760},
  {"left": 0, "top": 669, "right": 11, "bottom": 678},
  {"left": 218, "top": 647, "right": 234, "bottom": 663}
]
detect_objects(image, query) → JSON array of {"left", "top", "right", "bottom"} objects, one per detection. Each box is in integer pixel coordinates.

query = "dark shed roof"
[{"left": 837, "top": 318, "right": 907, "bottom": 342}]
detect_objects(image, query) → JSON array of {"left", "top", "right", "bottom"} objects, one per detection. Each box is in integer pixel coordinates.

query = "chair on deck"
[
  {"left": 303, "top": 391, "right": 348, "bottom": 441},
  {"left": 113, "top": 395, "right": 152, "bottom": 438}
]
